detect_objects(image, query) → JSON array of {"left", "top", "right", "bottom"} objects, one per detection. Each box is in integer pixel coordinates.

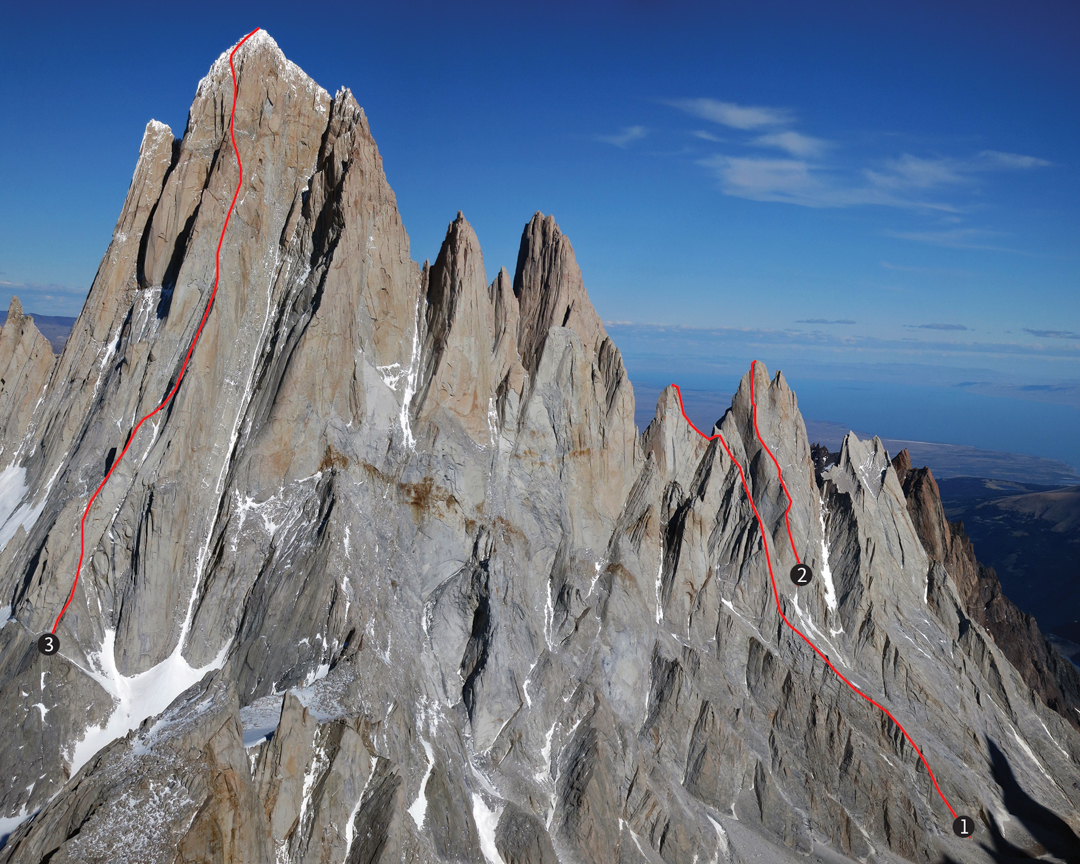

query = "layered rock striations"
[{"left": 0, "top": 30, "right": 1078, "bottom": 864}]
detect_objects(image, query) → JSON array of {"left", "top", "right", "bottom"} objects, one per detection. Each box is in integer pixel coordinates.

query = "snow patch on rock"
[
  {"left": 538, "top": 722, "right": 556, "bottom": 785},
  {"left": 0, "top": 807, "right": 36, "bottom": 846},
  {"left": 655, "top": 548, "right": 664, "bottom": 624},
  {"left": 407, "top": 738, "right": 435, "bottom": 828},
  {"left": 400, "top": 294, "right": 422, "bottom": 449},
  {"left": 343, "top": 753, "right": 378, "bottom": 857},
  {"left": 472, "top": 793, "right": 506, "bottom": 864},
  {"left": 67, "top": 629, "right": 228, "bottom": 776},
  {"left": 817, "top": 497, "right": 838, "bottom": 615},
  {"left": 0, "top": 464, "right": 46, "bottom": 552},
  {"left": 708, "top": 814, "right": 729, "bottom": 862}
]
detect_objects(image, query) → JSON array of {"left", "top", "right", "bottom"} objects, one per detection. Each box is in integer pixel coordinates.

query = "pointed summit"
[
  {"left": 0, "top": 297, "right": 55, "bottom": 460},
  {"left": 412, "top": 212, "right": 498, "bottom": 441},
  {"left": 514, "top": 212, "right": 605, "bottom": 376},
  {"left": 2, "top": 33, "right": 1079, "bottom": 864}
]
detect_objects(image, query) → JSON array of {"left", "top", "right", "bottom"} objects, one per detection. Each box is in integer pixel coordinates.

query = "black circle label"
[
  {"left": 790, "top": 563, "right": 814, "bottom": 586},
  {"left": 952, "top": 815, "right": 975, "bottom": 838},
  {"left": 37, "top": 633, "right": 60, "bottom": 656}
]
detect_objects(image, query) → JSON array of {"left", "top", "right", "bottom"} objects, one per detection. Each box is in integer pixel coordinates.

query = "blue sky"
[{"left": 2, "top": 1, "right": 1077, "bottom": 466}]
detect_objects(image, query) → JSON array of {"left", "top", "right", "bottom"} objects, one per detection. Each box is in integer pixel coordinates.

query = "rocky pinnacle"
[{"left": 0, "top": 30, "right": 1077, "bottom": 864}]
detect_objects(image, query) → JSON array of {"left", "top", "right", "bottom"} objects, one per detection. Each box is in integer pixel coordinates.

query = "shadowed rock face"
[{"left": 1, "top": 30, "right": 1079, "bottom": 864}]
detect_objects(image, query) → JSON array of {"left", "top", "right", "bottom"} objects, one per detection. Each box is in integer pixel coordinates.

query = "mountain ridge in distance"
[
  {"left": 808, "top": 419, "right": 1080, "bottom": 486},
  {"left": 0, "top": 30, "right": 1078, "bottom": 863},
  {"left": 940, "top": 478, "right": 1080, "bottom": 652},
  {"left": 5, "top": 325, "right": 1073, "bottom": 486},
  {"left": 636, "top": 385, "right": 1080, "bottom": 486}
]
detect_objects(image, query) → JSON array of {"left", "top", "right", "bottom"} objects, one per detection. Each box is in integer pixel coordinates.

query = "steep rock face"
[
  {"left": 514, "top": 213, "right": 604, "bottom": 378},
  {"left": 414, "top": 214, "right": 501, "bottom": 444},
  {"left": 893, "top": 451, "right": 1080, "bottom": 732},
  {"left": 1, "top": 31, "right": 1079, "bottom": 864},
  {"left": 0, "top": 298, "right": 55, "bottom": 464}
]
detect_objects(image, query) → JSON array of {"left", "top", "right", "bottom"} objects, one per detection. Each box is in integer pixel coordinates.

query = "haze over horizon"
[{"left": 1, "top": 1, "right": 1077, "bottom": 467}]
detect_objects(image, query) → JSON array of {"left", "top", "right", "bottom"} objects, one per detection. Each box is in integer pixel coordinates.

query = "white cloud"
[
  {"left": 884, "top": 227, "right": 1029, "bottom": 254},
  {"left": 979, "top": 150, "right": 1052, "bottom": 169},
  {"left": 703, "top": 156, "right": 819, "bottom": 203},
  {"left": 865, "top": 151, "right": 1052, "bottom": 190},
  {"left": 865, "top": 154, "right": 967, "bottom": 190},
  {"left": 666, "top": 98, "right": 1051, "bottom": 226},
  {"left": 0, "top": 279, "right": 85, "bottom": 296},
  {"left": 880, "top": 261, "right": 974, "bottom": 277},
  {"left": 1, "top": 280, "right": 88, "bottom": 317},
  {"left": 753, "top": 130, "right": 830, "bottom": 158},
  {"left": 595, "top": 125, "right": 647, "bottom": 148},
  {"left": 668, "top": 98, "right": 791, "bottom": 130},
  {"left": 700, "top": 155, "right": 957, "bottom": 210}
]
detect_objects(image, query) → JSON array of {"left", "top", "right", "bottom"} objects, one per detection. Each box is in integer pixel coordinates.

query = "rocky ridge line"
[
  {"left": 893, "top": 448, "right": 1080, "bottom": 732},
  {"left": 0, "top": 30, "right": 1077, "bottom": 864}
]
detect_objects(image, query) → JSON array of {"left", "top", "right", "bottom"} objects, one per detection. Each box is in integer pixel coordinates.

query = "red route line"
[
  {"left": 669, "top": 364, "right": 958, "bottom": 821},
  {"left": 52, "top": 28, "right": 261, "bottom": 634}
]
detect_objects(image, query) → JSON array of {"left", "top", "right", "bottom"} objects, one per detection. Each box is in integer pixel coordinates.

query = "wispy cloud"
[
  {"left": 604, "top": 321, "right": 1080, "bottom": 363},
  {"left": 699, "top": 155, "right": 957, "bottom": 210},
  {"left": 0, "top": 280, "right": 87, "bottom": 316},
  {"left": 865, "top": 154, "right": 967, "bottom": 190},
  {"left": 0, "top": 279, "right": 86, "bottom": 297},
  {"left": 908, "top": 323, "right": 970, "bottom": 331},
  {"left": 753, "top": 130, "right": 830, "bottom": 158},
  {"left": 884, "top": 227, "right": 1028, "bottom": 254},
  {"left": 701, "top": 156, "right": 817, "bottom": 204},
  {"left": 1024, "top": 328, "right": 1079, "bottom": 339},
  {"left": 880, "top": 261, "right": 974, "bottom": 277},
  {"left": 979, "top": 150, "right": 1052, "bottom": 170},
  {"left": 595, "top": 125, "right": 647, "bottom": 148},
  {"left": 796, "top": 318, "right": 856, "bottom": 324},
  {"left": 692, "top": 130, "right": 724, "bottom": 143},
  {"left": 717, "top": 150, "right": 1041, "bottom": 211},
  {"left": 665, "top": 98, "right": 1052, "bottom": 220},
  {"left": 865, "top": 151, "right": 1051, "bottom": 191},
  {"left": 667, "top": 98, "right": 791, "bottom": 130}
]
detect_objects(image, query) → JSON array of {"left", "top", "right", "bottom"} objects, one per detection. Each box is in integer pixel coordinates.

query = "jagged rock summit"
[
  {"left": 0, "top": 298, "right": 55, "bottom": 466},
  {"left": 0, "top": 30, "right": 1078, "bottom": 864}
]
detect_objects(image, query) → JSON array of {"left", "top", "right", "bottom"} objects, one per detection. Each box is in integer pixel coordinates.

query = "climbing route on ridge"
[
  {"left": 47, "top": 28, "right": 261, "bottom": 639},
  {"left": 671, "top": 360, "right": 971, "bottom": 832}
]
